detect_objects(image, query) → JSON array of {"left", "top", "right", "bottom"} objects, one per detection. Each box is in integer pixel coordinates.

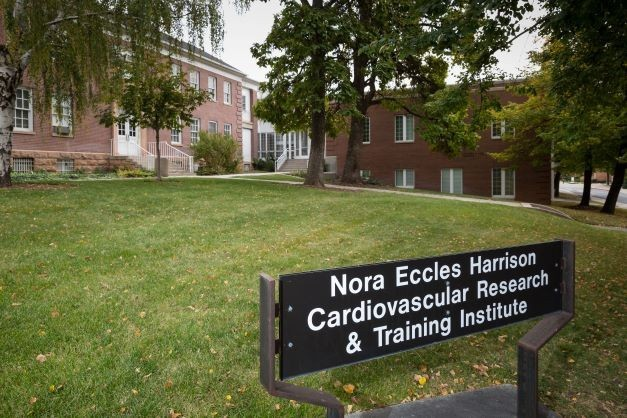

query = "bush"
[
  {"left": 192, "top": 131, "right": 240, "bottom": 175},
  {"left": 252, "top": 158, "right": 275, "bottom": 172},
  {"left": 116, "top": 168, "right": 155, "bottom": 178}
]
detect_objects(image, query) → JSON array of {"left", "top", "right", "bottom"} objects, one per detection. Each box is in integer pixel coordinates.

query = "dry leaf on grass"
[
  {"left": 343, "top": 383, "right": 356, "bottom": 394},
  {"left": 473, "top": 364, "right": 489, "bottom": 376},
  {"left": 36, "top": 354, "right": 47, "bottom": 363}
]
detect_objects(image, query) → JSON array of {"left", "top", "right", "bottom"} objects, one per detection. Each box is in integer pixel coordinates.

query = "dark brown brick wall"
[{"left": 327, "top": 86, "right": 551, "bottom": 205}]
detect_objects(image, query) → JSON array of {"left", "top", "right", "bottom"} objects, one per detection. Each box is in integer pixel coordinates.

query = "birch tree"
[{"left": 0, "top": 0, "right": 224, "bottom": 187}]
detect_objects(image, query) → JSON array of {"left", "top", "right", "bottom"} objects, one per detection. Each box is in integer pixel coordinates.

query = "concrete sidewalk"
[{"left": 347, "top": 385, "right": 559, "bottom": 418}]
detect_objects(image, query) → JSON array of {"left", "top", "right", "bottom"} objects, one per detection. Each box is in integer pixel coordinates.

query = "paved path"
[{"left": 559, "top": 181, "right": 627, "bottom": 207}]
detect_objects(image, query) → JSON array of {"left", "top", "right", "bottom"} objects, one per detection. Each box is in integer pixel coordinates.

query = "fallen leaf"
[
  {"left": 419, "top": 364, "right": 428, "bottom": 373},
  {"left": 165, "top": 378, "right": 173, "bottom": 389},
  {"left": 567, "top": 358, "right": 575, "bottom": 364},
  {"left": 120, "top": 406, "right": 127, "bottom": 413},
  {"left": 343, "top": 384, "right": 355, "bottom": 394},
  {"left": 131, "top": 389, "right": 139, "bottom": 396},
  {"left": 347, "top": 404, "right": 354, "bottom": 413},
  {"left": 51, "top": 309, "right": 59, "bottom": 318},
  {"left": 449, "top": 369, "right": 456, "bottom": 376},
  {"left": 29, "top": 397, "right": 37, "bottom": 405},
  {"left": 473, "top": 364, "right": 489, "bottom": 376},
  {"left": 274, "top": 404, "right": 281, "bottom": 411},
  {"left": 169, "top": 410, "right": 182, "bottom": 418},
  {"left": 333, "top": 380, "right": 342, "bottom": 388},
  {"left": 225, "top": 394, "right": 232, "bottom": 401},
  {"left": 48, "top": 385, "right": 55, "bottom": 393},
  {"left": 139, "top": 311, "right": 146, "bottom": 318},
  {"left": 134, "top": 328, "right": 141, "bottom": 337},
  {"left": 498, "top": 335, "right": 507, "bottom": 343},
  {"left": 36, "top": 354, "right": 47, "bottom": 363}
]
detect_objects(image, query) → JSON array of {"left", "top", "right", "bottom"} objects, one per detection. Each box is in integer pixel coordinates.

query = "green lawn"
[
  {"left": 231, "top": 174, "right": 304, "bottom": 182},
  {"left": 1, "top": 179, "right": 625, "bottom": 417}
]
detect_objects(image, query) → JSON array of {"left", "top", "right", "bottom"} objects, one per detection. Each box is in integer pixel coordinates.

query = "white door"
[
  {"left": 242, "top": 129, "right": 252, "bottom": 164},
  {"left": 117, "top": 120, "right": 139, "bottom": 156},
  {"left": 286, "top": 132, "right": 309, "bottom": 159}
]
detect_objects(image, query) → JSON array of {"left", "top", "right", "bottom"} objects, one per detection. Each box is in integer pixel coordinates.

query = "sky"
[{"left": 211, "top": 1, "right": 544, "bottom": 84}]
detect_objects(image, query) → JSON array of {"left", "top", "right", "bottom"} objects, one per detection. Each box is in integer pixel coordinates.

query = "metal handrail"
[
  {"left": 127, "top": 141, "right": 156, "bottom": 171},
  {"left": 148, "top": 142, "right": 194, "bottom": 173},
  {"left": 275, "top": 147, "right": 288, "bottom": 172}
]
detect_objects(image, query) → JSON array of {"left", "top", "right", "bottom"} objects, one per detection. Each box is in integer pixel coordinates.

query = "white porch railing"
[
  {"left": 148, "top": 142, "right": 194, "bottom": 173},
  {"left": 127, "top": 141, "right": 156, "bottom": 171},
  {"left": 275, "top": 148, "right": 288, "bottom": 172}
]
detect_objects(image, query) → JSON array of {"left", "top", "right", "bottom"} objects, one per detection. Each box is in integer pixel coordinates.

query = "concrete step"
[{"left": 280, "top": 159, "right": 308, "bottom": 172}]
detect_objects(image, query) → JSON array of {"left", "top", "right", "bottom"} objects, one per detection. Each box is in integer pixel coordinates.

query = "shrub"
[
  {"left": 192, "top": 131, "right": 240, "bottom": 175},
  {"left": 116, "top": 168, "right": 154, "bottom": 178},
  {"left": 253, "top": 158, "right": 275, "bottom": 172}
]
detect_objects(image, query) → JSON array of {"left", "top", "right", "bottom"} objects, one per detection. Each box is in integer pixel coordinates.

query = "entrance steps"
[{"left": 279, "top": 159, "right": 308, "bottom": 172}]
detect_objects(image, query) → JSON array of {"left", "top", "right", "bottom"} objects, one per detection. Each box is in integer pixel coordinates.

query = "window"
[
  {"left": 14, "top": 87, "right": 33, "bottom": 132},
  {"left": 12, "top": 157, "right": 33, "bottom": 172},
  {"left": 394, "top": 169, "right": 414, "bottom": 188},
  {"left": 51, "top": 97, "right": 72, "bottom": 136},
  {"left": 363, "top": 116, "right": 370, "bottom": 144},
  {"left": 242, "top": 92, "right": 248, "bottom": 113},
  {"left": 395, "top": 115, "right": 414, "bottom": 142},
  {"left": 208, "top": 121, "right": 218, "bottom": 133},
  {"left": 171, "top": 126, "right": 181, "bottom": 144},
  {"left": 189, "top": 71, "right": 200, "bottom": 90},
  {"left": 259, "top": 132, "right": 279, "bottom": 160},
  {"left": 57, "top": 159, "right": 74, "bottom": 173},
  {"left": 223, "top": 81, "right": 232, "bottom": 104},
  {"left": 492, "top": 168, "right": 515, "bottom": 197},
  {"left": 207, "top": 76, "right": 217, "bottom": 101},
  {"left": 491, "top": 121, "right": 514, "bottom": 139},
  {"left": 190, "top": 118, "right": 200, "bottom": 144},
  {"left": 171, "top": 63, "right": 181, "bottom": 76},
  {"left": 360, "top": 169, "right": 371, "bottom": 180},
  {"left": 224, "top": 123, "right": 232, "bottom": 136},
  {"left": 441, "top": 168, "right": 463, "bottom": 194}
]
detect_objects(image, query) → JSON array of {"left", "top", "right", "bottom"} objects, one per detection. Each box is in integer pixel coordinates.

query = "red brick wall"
[{"left": 327, "top": 86, "right": 551, "bottom": 205}]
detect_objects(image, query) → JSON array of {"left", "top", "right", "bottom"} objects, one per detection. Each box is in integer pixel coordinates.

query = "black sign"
[{"left": 279, "top": 241, "right": 565, "bottom": 379}]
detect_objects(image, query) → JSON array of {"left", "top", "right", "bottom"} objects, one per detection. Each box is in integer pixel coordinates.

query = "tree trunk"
[
  {"left": 155, "top": 129, "right": 162, "bottom": 181},
  {"left": 0, "top": 46, "right": 23, "bottom": 188},
  {"left": 553, "top": 170, "right": 560, "bottom": 198},
  {"left": 304, "top": 0, "right": 326, "bottom": 187},
  {"left": 340, "top": 0, "right": 370, "bottom": 184},
  {"left": 579, "top": 167, "right": 592, "bottom": 207},
  {"left": 601, "top": 143, "right": 626, "bottom": 214},
  {"left": 341, "top": 114, "right": 365, "bottom": 183}
]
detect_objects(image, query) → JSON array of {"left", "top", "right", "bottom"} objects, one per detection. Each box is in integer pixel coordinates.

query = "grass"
[
  {"left": 232, "top": 174, "right": 304, "bottom": 182},
  {"left": 552, "top": 196, "right": 627, "bottom": 229},
  {"left": 1, "top": 179, "right": 625, "bottom": 417}
]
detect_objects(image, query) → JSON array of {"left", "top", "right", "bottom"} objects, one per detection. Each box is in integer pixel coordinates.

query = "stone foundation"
[{"left": 12, "top": 150, "right": 139, "bottom": 173}]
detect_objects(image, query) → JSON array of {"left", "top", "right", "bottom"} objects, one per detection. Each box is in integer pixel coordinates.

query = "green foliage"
[
  {"left": 116, "top": 168, "right": 154, "bottom": 178},
  {"left": 99, "top": 57, "right": 209, "bottom": 134},
  {"left": 1, "top": 0, "right": 225, "bottom": 119},
  {"left": 11, "top": 170, "right": 116, "bottom": 183},
  {"left": 192, "top": 131, "right": 240, "bottom": 175},
  {"left": 252, "top": 158, "right": 275, "bottom": 172}
]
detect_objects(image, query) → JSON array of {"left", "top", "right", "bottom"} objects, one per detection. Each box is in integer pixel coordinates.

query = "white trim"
[
  {"left": 491, "top": 168, "right": 516, "bottom": 198},
  {"left": 164, "top": 49, "right": 247, "bottom": 81},
  {"left": 13, "top": 87, "right": 33, "bottom": 133},
  {"left": 224, "top": 81, "right": 232, "bottom": 105},
  {"left": 224, "top": 123, "right": 232, "bottom": 136},
  {"left": 208, "top": 120, "right": 218, "bottom": 134},
  {"left": 207, "top": 76, "right": 217, "bottom": 101},
  {"left": 394, "top": 115, "right": 414, "bottom": 143},
  {"left": 190, "top": 117, "right": 200, "bottom": 144},
  {"left": 189, "top": 70, "right": 200, "bottom": 90},
  {"left": 394, "top": 168, "right": 415, "bottom": 188},
  {"left": 441, "top": 168, "right": 463, "bottom": 194}
]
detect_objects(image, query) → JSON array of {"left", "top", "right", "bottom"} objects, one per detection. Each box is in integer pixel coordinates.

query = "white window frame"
[
  {"left": 171, "top": 122, "right": 182, "bottom": 145},
  {"left": 14, "top": 87, "right": 33, "bottom": 132},
  {"left": 441, "top": 168, "right": 463, "bottom": 194},
  {"left": 223, "top": 81, "right": 232, "bottom": 105},
  {"left": 208, "top": 76, "right": 217, "bottom": 101},
  {"left": 224, "top": 123, "right": 232, "bottom": 136},
  {"left": 394, "top": 169, "right": 415, "bottom": 188},
  {"left": 189, "top": 70, "right": 200, "bottom": 90},
  {"left": 208, "top": 121, "right": 218, "bottom": 134},
  {"left": 360, "top": 169, "right": 371, "bottom": 180},
  {"left": 51, "top": 97, "right": 73, "bottom": 136},
  {"left": 491, "top": 121, "right": 514, "bottom": 139},
  {"left": 363, "top": 116, "right": 370, "bottom": 144},
  {"left": 394, "top": 115, "right": 414, "bottom": 143},
  {"left": 57, "top": 159, "right": 74, "bottom": 173},
  {"left": 171, "top": 63, "right": 181, "bottom": 76},
  {"left": 492, "top": 168, "right": 516, "bottom": 198},
  {"left": 190, "top": 118, "right": 200, "bottom": 144},
  {"left": 242, "top": 92, "right": 248, "bottom": 113}
]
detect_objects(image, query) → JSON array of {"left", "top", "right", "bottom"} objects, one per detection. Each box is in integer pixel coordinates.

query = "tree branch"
[{"left": 45, "top": 11, "right": 114, "bottom": 27}]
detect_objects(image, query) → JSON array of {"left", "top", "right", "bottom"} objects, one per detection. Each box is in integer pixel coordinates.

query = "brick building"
[
  {"left": 325, "top": 82, "right": 551, "bottom": 205},
  {"left": 10, "top": 45, "right": 259, "bottom": 175}
]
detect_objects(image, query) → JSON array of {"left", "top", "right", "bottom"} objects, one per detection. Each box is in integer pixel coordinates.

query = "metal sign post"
[{"left": 259, "top": 240, "right": 574, "bottom": 417}]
